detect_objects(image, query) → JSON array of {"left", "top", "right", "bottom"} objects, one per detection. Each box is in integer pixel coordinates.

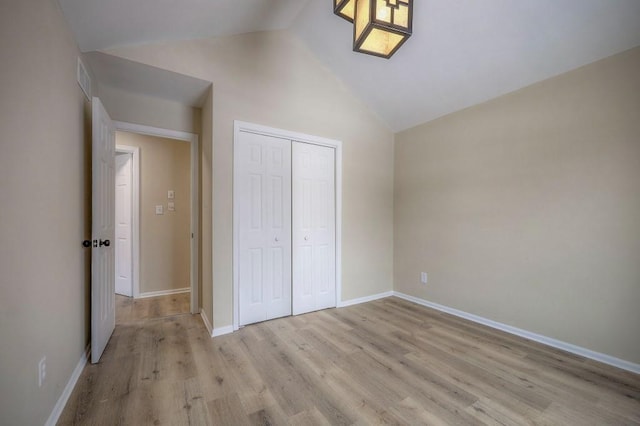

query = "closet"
[{"left": 234, "top": 123, "right": 337, "bottom": 327}]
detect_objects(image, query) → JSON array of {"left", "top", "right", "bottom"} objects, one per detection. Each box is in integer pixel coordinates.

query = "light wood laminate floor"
[
  {"left": 116, "top": 292, "right": 190, "bottom": 324},
  {"left": 59, "top": 297, "right": 640, "bottom": 425}
]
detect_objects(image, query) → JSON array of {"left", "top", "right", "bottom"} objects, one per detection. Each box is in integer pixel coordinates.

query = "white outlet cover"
[
  {"left": 155, "top": 205, "right": 164, "bottom": 215},
  {"left": 167, "top": 190, "right": 175, "bottom": 199},
  {"left": 421, "top": 272, "right": 428, "bottom": 284},
  {"left": 168, "top": 202, "right": 175, "bottom": 211}
]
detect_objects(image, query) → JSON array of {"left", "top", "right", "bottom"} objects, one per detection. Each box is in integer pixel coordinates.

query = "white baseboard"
[
  {"left": 137, "top": 287, "right": 190, "bottom": 299},
  {"left": 206, "top": 290, "right": 394, "bottom": 339},
  {"left": 393, "top": 292, "right": 640, "bottom": 374},
  {"left": 200, "top": 310, "right": 213, "bottom": 336},
  {"left": 213, "top": 325, "right": 234, "bottom": 337},
  {"left": 338, "top": 291, "right": 394, "bottom": 308},
  {"left": 201, "top": 313, "right": 234, "bottom": 339},
  {"left": 45, "top": 344, "right": 90, "bottom": 426}
]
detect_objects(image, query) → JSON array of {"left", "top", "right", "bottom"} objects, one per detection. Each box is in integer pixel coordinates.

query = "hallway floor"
[{"left": 116, "top": 292, "right": 190, "bottom": 324}]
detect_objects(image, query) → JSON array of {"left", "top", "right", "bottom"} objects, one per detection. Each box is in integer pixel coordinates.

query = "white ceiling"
[
  {"left": 58, "top": 0, "right": 640, "bottom": 132},
  {"left": 57, "top": 0, "right": 311, "bottom": 52}
]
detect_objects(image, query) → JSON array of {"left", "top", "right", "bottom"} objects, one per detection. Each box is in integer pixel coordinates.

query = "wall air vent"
[{"left": 77, "top": 57, "right": 91, "bottom": 101}]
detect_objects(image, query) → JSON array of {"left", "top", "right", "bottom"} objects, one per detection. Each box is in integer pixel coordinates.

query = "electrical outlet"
[
  {"left": 421, "top": 272, "right": 428, "bottom": 284},
  {"left": 38, "top": 356, "right": 46, "bottom": 387}
]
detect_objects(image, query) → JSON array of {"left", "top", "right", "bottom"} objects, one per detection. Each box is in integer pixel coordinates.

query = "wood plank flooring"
[
  {"left": 59, "top": 297, "right": 640, "bottom": 425},
  {"left": 116, "top": 293, "right": 190, "bottom": 324}
]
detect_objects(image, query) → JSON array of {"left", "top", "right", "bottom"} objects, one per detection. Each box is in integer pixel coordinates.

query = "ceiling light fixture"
[
  {"left": 334, "top": 0, "right": 413, "bottom": 59},
  {"left": 334, "top": 0, "right": 355, "bottom": 22}
]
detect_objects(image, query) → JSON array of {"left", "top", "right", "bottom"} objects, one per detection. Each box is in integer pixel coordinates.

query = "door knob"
[
  {"left": 274, "top": 237, "right": 279, "bottom": 242},
  {"left": 304, "top": 236, "right": 309, "bottom": 241},
  {"left": 99, "top": 239, "right": 110, "bottom": 247}
]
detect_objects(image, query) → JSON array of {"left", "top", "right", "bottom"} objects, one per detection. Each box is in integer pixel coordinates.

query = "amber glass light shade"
[
  {"left": 353, "top": 0, "right": 412, "bottom": 58},
  {"left": 334, "top": 0, "right": 356, "bottom": 22}
]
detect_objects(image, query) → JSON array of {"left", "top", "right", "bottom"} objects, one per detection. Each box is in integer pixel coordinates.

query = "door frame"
[
  {"left": 115, "top": 121, "right": 200, "bottom": 315},
  {"left": 114, "top": 145, "right": 140, "bottom": 298},
  {"left": 232, "top": 120, "right": 343, "bottom": 331}
]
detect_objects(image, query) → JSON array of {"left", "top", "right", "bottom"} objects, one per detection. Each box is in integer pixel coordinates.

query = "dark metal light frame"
[
  {"left": 353, "top": 0, "right": 413, "bottom": 59},
  {"left": 334, "top": 0, "right": 355, "bottom": 22}
]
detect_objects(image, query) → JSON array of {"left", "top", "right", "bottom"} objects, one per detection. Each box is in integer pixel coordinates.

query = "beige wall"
[
  {"left": 99, "top": 85, "right": 201, "bottom": 134},
  {"left": 116, "top": 132, "right": 191, "bottom": 294},
  {"left": 0, "top": 1, "right": 91, "bottom": 424},
  {"left": 107, "top": 31, "right": 395, "bottom": 330},
  {"left": 394, "top": 47, "right": 640, "bottom": 364}
]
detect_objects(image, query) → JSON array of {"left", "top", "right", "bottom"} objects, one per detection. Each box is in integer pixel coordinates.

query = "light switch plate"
[
  {"left": 168, "top": 202, "right": 175, "bottom": 211},
  {"left": 155, "top": 205, "right": 164, "bottom": 215},
  {"left": 167, "top": 190, "right": 175, "bottom": 199}
]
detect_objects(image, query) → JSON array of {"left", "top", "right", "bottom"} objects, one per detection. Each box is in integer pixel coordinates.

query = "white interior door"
[
  {"left": 292, "top": 142, "right": 336, "bottom": 315},
  {"left": 115, "top": 152, "right": 132, "bottom": 297},
  {"left": 91, "top": 97, "right": 116, "bottom": 364},
  {"left": 237, "top": 131, "right": 292, "bottom": 326}
]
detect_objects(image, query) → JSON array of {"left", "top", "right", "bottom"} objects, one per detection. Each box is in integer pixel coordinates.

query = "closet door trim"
[{"left": 232, "top": 120, "right": 342, "bottom": 332}]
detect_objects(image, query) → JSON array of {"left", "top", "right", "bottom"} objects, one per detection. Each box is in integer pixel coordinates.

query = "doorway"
[
  {"left": 113, "top": 122, "right": 200, "bottom": 317},
  {"left": 115, "top": 147, "right": 137, "bottom": 298}
]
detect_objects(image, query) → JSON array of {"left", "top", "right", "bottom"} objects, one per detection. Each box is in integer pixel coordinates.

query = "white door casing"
[
  {"left": 292, "top": 142, "right": 336, "bottom": 315},
  {"left": 236, "top": 131, "right": 292, "bottom": 326},
  {"left": 91, "top": 97, "right": 116, "bottom": 364},
  {"left": 115, "top": 152, "right": 132, "bottom": 297}
]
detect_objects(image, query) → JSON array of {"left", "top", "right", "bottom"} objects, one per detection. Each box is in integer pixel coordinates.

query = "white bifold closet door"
[
  {"left": 237, "top": 131, "right": 336, "bottom": 326},
  {"left": 292, "top": 141, "right": 336, "bottom": 315},
  {"left": 237, "top": 132, "right": 292, "bottom": 326}
]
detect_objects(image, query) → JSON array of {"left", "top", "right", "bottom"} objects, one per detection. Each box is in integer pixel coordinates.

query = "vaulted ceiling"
[{"left": 57, "top": 0, "right": 640, "bottom": 132}]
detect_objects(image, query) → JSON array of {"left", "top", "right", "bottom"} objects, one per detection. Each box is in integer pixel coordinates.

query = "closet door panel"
[
  {"left": 238, "top": 132, "right": 291, "bottom": 326},
  {"left": 265, "top": 140, "right": 292, "bottom": 320},
  {"left": 292, "top": 142, "right": 336, "bottom": 315},
  {"left": 238, "top": 137, "right": 266, "bottom": 326}
]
